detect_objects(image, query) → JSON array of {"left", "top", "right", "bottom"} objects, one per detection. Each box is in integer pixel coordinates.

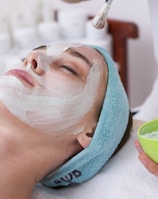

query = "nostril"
[{"left": 32, "top": 59, "right": 38, "bottom": 69}]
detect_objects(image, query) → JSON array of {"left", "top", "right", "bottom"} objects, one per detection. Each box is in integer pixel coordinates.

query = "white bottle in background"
[
  {"left": 37, "top": 1, "right": 60, "bottom": 45},
  {"left": 0, "top": 17, "right": 11, "bottom": 54},
  {"left": 83, "top": 20, "right": 112, "bottom": 55},
  {"left": 12, "top": 12, "right": 37, "bottom": 50},
  {"left": 58, "top": 9, "right": 87, "bottom": 40}
]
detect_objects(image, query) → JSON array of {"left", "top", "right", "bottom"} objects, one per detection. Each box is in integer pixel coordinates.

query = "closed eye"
[{"left": 61, "top": 65, "right": 78, "bottom": 76}]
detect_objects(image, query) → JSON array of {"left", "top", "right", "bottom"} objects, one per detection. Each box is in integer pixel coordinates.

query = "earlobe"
[{"left": 77, "top": 132, "right": 93, "bottom": 149}]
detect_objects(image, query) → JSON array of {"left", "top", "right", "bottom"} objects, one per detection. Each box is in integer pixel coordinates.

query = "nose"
[{"left": 22, "top": 51, "right": 45, "bottom": 75}]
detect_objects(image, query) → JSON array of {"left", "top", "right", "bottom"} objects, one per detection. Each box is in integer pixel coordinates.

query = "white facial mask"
[{"left": 0, "top": 43, "right": 102, "bottom": 135}]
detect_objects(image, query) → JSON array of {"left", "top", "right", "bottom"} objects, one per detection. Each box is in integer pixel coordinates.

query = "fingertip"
[{"left": 134, "top": 140, "right": 143, "bottom": 153}]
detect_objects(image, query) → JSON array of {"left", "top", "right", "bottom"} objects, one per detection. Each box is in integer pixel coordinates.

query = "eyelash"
[{"left": 60, "top": 65, "right": 78, "bottom": 76}]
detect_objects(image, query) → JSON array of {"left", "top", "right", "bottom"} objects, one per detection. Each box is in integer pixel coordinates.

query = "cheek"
[{"left": 39, "top": 73, "right": 85, "bottom": 98}]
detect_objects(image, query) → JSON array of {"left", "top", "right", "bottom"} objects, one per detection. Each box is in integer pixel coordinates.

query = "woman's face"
[{"left": 0, "top": 42, "right": 107, "bottom": 135}]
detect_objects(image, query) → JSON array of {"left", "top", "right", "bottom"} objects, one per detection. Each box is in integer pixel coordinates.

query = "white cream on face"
[{"left": 0, "top": 43, "right": 102, "bottom": 135}]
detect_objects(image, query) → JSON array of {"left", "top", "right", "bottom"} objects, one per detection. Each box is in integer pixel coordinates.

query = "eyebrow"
[
  {"left": 66, "top": 48, "right": 92, "bottom": 68},
  {"left": 33, "top": 45, "right": 47, "bottom": 51}
]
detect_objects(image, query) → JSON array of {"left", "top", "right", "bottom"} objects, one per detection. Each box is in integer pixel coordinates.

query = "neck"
[
  {"left": 0, "top": 101, "right": 83, "bottom": 199},
  {"left": 0, "top": 101, "right": 83, "bottom": 182},
  {"left": 35, "top": 132, "right": 83, "bottom": 181},
  {"left": 42, "top": 134, "right": 83, "bottom": 175}
]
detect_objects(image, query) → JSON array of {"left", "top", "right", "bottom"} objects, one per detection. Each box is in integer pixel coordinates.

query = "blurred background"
[{"left": 0, "top": 0, "right": 157, "bottom": 109}]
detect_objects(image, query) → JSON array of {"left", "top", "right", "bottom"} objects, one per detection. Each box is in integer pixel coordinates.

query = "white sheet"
[{"left": 31, "top": 127, "right": 158, "bottom": 199}]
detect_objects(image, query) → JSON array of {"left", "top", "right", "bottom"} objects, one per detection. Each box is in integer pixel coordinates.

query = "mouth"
[{"left": 5, "top": 69, "right": 37, "bottom": 87}]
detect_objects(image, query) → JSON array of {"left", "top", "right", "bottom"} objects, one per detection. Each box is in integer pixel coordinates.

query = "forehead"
[
  {"left": 73, "top": 45, "right": 105, "bottom": 63},
  {"left": 33, "top": 43, "right": 106, "bottom": 65}
]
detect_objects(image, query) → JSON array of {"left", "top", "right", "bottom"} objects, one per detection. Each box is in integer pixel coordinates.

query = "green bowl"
[{"left": 137, "top": 118, "right": 158, "bottom": 163}]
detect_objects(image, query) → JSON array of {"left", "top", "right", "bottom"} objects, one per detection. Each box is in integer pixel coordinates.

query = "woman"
[{"left": 0, "top": 42, "right": 130, "bottom": 198}]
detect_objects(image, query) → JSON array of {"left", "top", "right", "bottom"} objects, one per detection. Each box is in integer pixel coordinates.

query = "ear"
[{"left": 76, "top": 131, "right": 94, "bottom": 149}]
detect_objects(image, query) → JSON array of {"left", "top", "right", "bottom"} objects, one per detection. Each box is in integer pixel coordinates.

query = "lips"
[{"left": 5, "top": 69, "right": 36, "bottom": 87}]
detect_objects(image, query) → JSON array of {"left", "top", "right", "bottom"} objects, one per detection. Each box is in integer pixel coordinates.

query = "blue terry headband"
[{"left": 41, "top": 45, "right": 129, "bottom": 187}]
